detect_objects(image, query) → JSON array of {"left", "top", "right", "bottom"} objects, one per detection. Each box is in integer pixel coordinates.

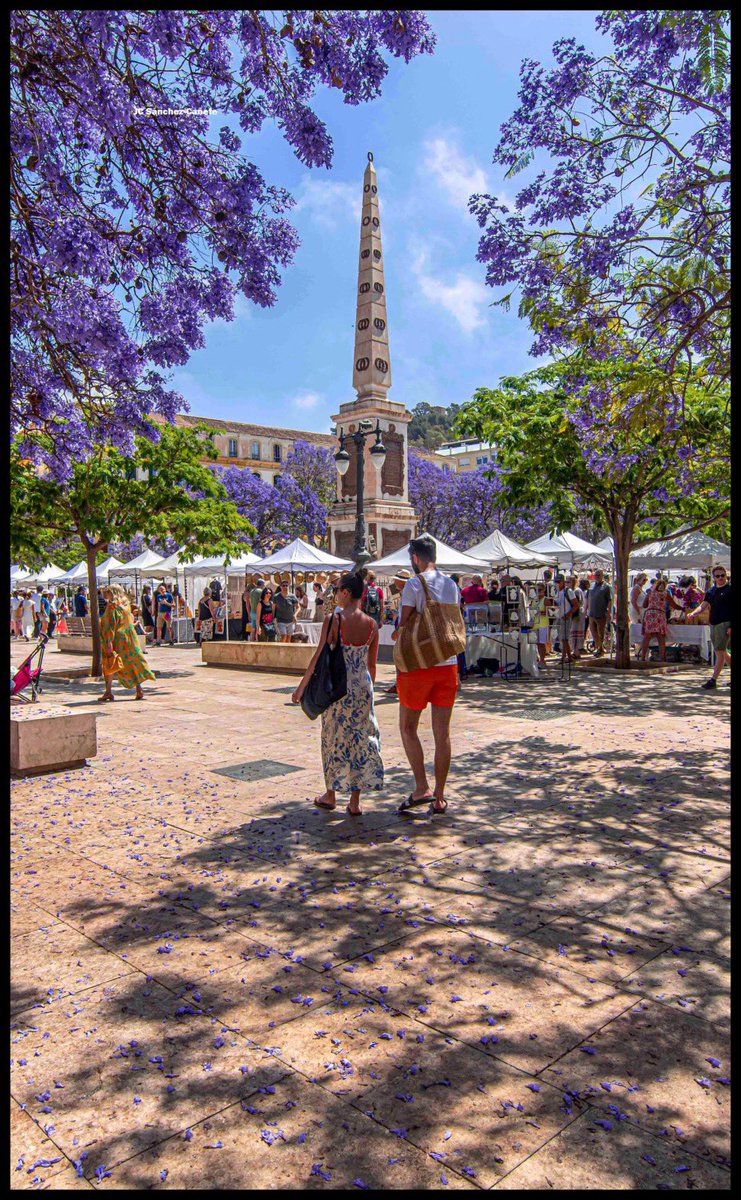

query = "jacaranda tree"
[
  {"left": 218, "top": 439, "right": 336, "bottom": 551},
  {"left": 11, "top": 10, "right": 435, "bottom": 479},
  {"left": 470, "top": 9, "right": 729, "bottom": 399},
  {"left": 408, "top": 452, "right": 548, "bottom": 549},
  {"left": 457, "top": 360, "right": 730, "bottom": 667},
  {"left": 11, "top": 423, "right": 254, "bottom": 675}
]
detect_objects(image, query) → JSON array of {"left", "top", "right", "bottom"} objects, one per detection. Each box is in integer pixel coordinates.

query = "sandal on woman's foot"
[
  {"left": 346, "top": 805, "right": 362, "bottom": 816},
  {"left": 313, "top": 796, "right": 336, "bottom": 811},
  {"left": 97, "top": 694, "right": 113, "bottom": 702},
  {"left": 397, "top": 793, "right": 433, "bottom": 814},
  {"left": 429, "top": 798, "right": 448, "bottom": 815}
]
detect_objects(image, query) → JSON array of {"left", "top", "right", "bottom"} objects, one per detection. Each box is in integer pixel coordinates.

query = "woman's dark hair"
[
  {"left": 511, "top": 575, "right": 522, "bottom": 588},
  {"left": 337, "top": 571, "right": 364, "bottom": 600},
  {"left": 579, "top": 577, "right": 590, "bottom": 590},
  {"left": 450, "top": 573, "right": 459, "bottom": 584},
  {"left": 260, "top": 587, "right": 272, "bottom": 602}
]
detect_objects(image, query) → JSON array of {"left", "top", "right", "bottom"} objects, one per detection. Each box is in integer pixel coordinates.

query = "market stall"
[
  {"left": 630, "top": 622, "right": 713, "bottom": 663},
  {"left": 525, "top": 531, "right": 611, "bottom": 568},
  {"left": 465, "top": 529, "right": 551, "bottom": 571},
  {"left": 369, "top": 531, "right": 489, "bottom": 577}
]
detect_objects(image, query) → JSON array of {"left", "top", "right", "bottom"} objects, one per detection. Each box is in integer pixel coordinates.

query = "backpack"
[{"left": 364, "top": 585, "right": 381, "bottom": 617}]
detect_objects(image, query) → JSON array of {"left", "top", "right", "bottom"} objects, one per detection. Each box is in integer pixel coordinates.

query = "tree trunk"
[
  {"left": 85, "top": 543, "right": 103, "bottom": 678},
  {"left": 610, "top": 514, "right": 635, "bottom": 670}
]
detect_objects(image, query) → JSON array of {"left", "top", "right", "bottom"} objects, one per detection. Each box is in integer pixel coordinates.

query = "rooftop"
[{"left": 174, "top": 414, "right": 336, "bottom": 447}]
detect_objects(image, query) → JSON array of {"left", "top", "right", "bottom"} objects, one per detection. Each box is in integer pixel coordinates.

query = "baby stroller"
[{"left": 11, "top": 633, "right": 49, "bottom": 703}]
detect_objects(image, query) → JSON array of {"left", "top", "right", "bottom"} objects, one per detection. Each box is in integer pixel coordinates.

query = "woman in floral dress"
[
  {"left": 292, "top": 571, "right": 383, "bottom": 815},
  {"left": 98, "top": 584, "right": 155, "bottom": 701},
  {"left": 638, "top": 577, "right": 682, "bottom": 662}
]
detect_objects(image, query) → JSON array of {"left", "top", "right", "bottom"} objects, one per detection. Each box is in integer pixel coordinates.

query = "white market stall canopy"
[
  {"left": 369, "top": 532, "right": 489, "bottom": 577},
  {"left": 10, "top": 565, "right": 32, "bottom": 582},
  {"left": 181, "top": 550, "right": 262, "bottom": 578},
  {"left": 250, "top": 538, "right": 354, "bottom": 575},
  {"left": 150, "top": 550, "right": 205, "bottom": 578},
  {"left": 108, "top": 549, "right": 166, "bottom": 577},
  {"left": 23, "top": 562, "right": 67, "bottom": 586},
  {"left": 595, "top": 536, "right": 615, "bottom": 556},
  {"left": 59, "top": 555, "right": 127, "bottom": 584},
  {"left": 525, "top": 531, "right": 611, "bottom": 565},
  {"left": 465, "top": 529, "right": 551, "bottom": 568},
  {"left": 630, "top": 530, "right": 731, "bottom": 572}
]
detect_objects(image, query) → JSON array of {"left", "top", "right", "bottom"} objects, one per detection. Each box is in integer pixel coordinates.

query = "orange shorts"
[{"left": 397, "top": 663, "right": 458, "bottom": 711}]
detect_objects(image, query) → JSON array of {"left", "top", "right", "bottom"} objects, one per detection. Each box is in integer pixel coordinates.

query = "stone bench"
[
  {"left": 57, "top": 633, "right": 147, "bottom": 655},
  {"left": 11, "top": 703, "right": 97, "bottom": 777},
  {"left": 201, "top": 640, "right": 313, "bottom": 674}
]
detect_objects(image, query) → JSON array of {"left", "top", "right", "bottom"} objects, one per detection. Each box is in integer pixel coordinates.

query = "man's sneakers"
[{"left": 702, "top": 677, "right": 718, "bottom": 689}]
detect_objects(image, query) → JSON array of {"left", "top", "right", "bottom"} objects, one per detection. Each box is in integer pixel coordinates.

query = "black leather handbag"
[{"left": 301, "top": 614, "right": 347, "bottom": 720}]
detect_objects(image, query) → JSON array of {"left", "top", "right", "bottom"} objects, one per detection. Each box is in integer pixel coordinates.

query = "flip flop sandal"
[
  {"left": 397, "top": 793, "right": 434, "bottom": 814},
  {"left": 429, "top": 798, "right": 448, "bottom": 815},
  {"left": 346, "top": 805, "right": 362, "bottom": 816},
  {"left": 313, "top": 797, "right": 337, "bottom": 811}
]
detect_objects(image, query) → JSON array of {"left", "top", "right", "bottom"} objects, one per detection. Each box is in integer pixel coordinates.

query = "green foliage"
[
  {"left": 11, "top": 422, "right": 255, "bottom": 565},
  {"left": 455, "top": 360, "right": 730, "bottom": 546},
  {"left": 408, "top": 401, "right": 463, "bottom": 450}
]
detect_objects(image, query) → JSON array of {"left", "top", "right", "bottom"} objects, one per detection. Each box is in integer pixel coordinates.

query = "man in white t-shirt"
[
  {"left": 554, "top": 574, "right": 578, "bottom": 663},
  {"left": 394, "top": 535, "right": 460, "bottom": 816}
]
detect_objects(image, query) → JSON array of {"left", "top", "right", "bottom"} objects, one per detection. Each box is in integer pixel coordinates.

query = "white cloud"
[
  {"left": 293, "top": 391, "right": 322, "bottom": 411},
  {"left": 292, "top": 176, "right": 361, "bottom": 231},
  {"left": 409, "top": 243, "right": 489, "bottom": 335},
  {"left": 423, "top": 134, "right": 490, "bottom": 212}
]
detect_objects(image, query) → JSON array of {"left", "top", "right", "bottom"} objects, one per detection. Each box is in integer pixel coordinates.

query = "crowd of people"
[{"left": 11, "top": 558, "right": 731, "bottom": 706}]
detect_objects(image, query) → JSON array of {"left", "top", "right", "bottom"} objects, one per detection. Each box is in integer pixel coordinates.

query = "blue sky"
[{"left": 174, "top": 10, "right": 610, "bottom": 433}]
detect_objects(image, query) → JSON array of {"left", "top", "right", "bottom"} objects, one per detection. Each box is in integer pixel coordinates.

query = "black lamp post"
[{"left": 334, "top": 418, "right": 386, "bottom": 570}]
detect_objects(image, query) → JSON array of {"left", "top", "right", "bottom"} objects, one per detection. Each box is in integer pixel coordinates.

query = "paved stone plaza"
[{"left": 11, "top": 645, "right": 730, "bottom": 1189}]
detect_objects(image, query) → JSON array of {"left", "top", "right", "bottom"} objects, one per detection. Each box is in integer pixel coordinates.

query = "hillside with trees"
[{"left": 408, "top": 402, "right": 463, "bottom": 450}]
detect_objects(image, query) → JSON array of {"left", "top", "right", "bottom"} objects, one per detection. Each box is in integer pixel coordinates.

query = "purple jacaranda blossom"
[{"left": 11, "top": 11, "right": 435, "bottom": 479}]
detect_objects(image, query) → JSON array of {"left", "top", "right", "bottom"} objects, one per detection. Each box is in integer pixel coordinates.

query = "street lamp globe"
[
  {"left": 334, "top": 448, "right": 351, "bottom": 476},
  {"left": 369, "top": 440, "right": 386, "bottom": 472}
]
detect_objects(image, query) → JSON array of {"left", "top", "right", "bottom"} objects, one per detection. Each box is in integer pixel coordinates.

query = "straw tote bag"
[{"left": 393, "top": 573, "right": 467, "bottom": 673}]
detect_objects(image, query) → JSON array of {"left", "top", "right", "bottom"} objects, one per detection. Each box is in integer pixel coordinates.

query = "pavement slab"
[
  {"left": 10, "top": 647, "right": 729, "bottom": 1188},
  {"left": 540, "top": 1000, "right": 730, "bottom": 1166},
  {"left": 492, "top": 1107, "right": 731, "bottom": 1189},
  {"left": 89, "top": 1071, "right": 479, "bottom": 1190},
  {"left": 10, "top": 974, "right": 288, "bottom": 1177}
]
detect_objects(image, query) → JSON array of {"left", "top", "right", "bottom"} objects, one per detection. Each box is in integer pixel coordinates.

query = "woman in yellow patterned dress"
[{"left": 98, "top": 584, "right": 155, "bottom": 702}]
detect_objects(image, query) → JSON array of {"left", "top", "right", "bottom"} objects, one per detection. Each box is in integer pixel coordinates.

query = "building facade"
[
  {"left": 173, "top": 415, "right": 335, "bottom": 486},
  {"left": 435, "top": 437, "right": 497, "bottom": 473}
]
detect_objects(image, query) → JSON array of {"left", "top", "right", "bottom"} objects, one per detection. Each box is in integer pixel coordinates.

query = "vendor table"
[
  {"left": 294, "top": 622, "right": 396, "bottom": 647},
  {"left": 295, "top": 621, "right": 321, "bottom": 645},
  {"left": 466, "top": 630, "right": 539, "bottom": 678},
  {"left": 171, "top": 616, "right": 195, "bottom": 643},
  {"left": 630, "top": 622, "right": 712, "bottom": 662}
]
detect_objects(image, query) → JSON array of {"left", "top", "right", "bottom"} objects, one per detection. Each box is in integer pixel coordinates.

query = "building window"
[
  {"left": 124, "top": 462, "right": 136, "bottom": 480},
  {"left": 148, "top": 466, "right": 159, "bottom": 480},
  {"left": 228, "top": 438, "right": 238, "bottom": 457},
  {"left": 476, "top": 456, "right": 489, "bottom": 465},
  {"left": 459, "top": 458, "right": 470, "bottom": 467},
  {"left": 273, "top": 444, "right": 282, "bottom": 463},
  {"left": 442, "top": 465, "right": 450, "bottom": 474},
  {"left": 252, "top": 472, "right": 261, "bottom": 480},
  {"left": 251, "top": 442, "right": 260, "bottom": 459},
  {"left": 273, "top": 473, "right": 282, "bottom": 486}
]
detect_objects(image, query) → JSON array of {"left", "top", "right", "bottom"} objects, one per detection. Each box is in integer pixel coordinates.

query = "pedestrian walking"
[
  {"left": 98, "top": 584, "right": 155, "bottom": 702},
  {"left": 154, "top": 582, "right": 175, "bottom": 645},
  {"left": 74, "top": 586, "right": 89, "bottom": 618},
  {"left": 274, "top": 579, "right": 298, "bottom": 643},
  {"left": 394, "top": 535, "right": 465, "bottom": 816},
  {"left": 587, "top": 569, "right": 612, "bottom": 656},
  {"left": 21, "top": 592, "right": 35, "bottom": 640},
  {"left": 292, "top": 571, "right": 382, "bottom": 815},
  {"left": 256, "top": 586, "right": 276, "bottom": 641},
  {"left": 689, "top": 566, "right": 731, "bottom": 689},
  {"left": 250, "top": 576, "right": 265, "bottom": 641},
  {"left": 361, "top": 570, "right": 384, "bottom": 626}
]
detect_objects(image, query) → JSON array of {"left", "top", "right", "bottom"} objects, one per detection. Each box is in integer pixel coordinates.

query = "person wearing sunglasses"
[{"left": 688, "top": 567, "right": 731, "bottom": 689}]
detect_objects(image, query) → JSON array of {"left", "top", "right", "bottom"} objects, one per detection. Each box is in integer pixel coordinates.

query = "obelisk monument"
[{"left": 327, "top": 153, "right": 416, "bottom": 561}]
